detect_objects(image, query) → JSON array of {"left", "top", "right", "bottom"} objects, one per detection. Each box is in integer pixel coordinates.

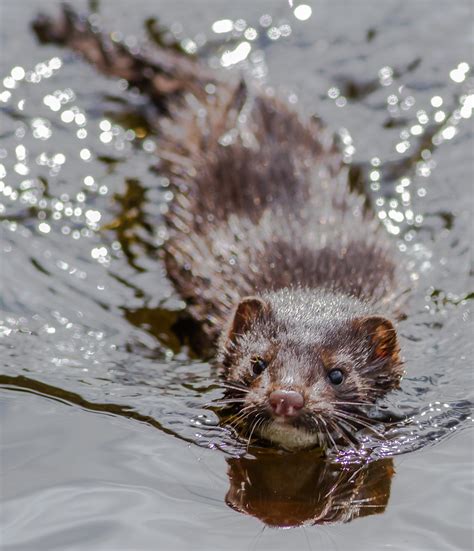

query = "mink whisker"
[
  {"left": 319, "top": 417, "right": 340, "bottom": 452},
  {"left": 205, "top": 398, "right": 247, "bottom": 408},
  {"left": 332, "top": 410, "right": 386, "bottom": 439},
  {"left": 246, "top": 414, "right": 265, "bottom": 451}
]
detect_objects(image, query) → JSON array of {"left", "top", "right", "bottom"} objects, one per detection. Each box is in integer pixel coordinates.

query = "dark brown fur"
[{"left": 34, "top": 6, "right": 407, "bottom": 450}]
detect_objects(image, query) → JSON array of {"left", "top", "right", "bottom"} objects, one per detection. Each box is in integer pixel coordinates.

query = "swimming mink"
[{"left": 34, "top": 6, "right": 406, "bottom": 450}]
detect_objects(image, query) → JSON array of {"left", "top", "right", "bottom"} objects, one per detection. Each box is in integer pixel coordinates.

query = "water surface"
[{"left": 1, "top": 1, "right": 473, "bottom": 549}]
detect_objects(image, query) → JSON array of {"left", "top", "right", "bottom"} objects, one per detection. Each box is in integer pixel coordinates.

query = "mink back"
[{"left": 158, "top": 81, "right": 403, "bottom": 346}]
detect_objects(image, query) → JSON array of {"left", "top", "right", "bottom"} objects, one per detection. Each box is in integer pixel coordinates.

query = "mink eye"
[
  {"left": 328, "top": 368, "right": 344, "bottom": 385},
  {"left": 251, "top": 356, "right": 268, "bottom": 376}
]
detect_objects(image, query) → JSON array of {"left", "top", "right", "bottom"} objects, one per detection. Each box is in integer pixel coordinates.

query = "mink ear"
[
  {"left": 227, "top": 296, "right": 268, "bottom": 342},
  {"left": 356, "top": 316, "right": 399, "bottom": 361}
]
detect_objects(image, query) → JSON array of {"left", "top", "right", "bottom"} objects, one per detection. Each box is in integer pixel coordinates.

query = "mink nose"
[{"left": 269, "top": 390, "right": 304, "bottom": 417}]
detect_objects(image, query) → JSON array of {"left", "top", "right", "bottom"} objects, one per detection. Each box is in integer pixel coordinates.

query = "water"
[{"left": 1, "top": 1, "right": 473, "bottom": 549}]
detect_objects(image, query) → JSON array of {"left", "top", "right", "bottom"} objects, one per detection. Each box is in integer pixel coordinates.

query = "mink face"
[{"left": 219, "top": 289, "right": 403, "bottom": 450}]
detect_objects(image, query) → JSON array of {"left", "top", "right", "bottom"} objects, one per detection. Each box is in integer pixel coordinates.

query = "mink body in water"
[{"left": 34, "top": 6, "right": 407, "bottom": 450}]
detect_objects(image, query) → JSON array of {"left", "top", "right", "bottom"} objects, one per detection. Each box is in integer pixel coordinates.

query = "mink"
[{"left": 33, "top": 6, "right": 407, "bottom": 450}]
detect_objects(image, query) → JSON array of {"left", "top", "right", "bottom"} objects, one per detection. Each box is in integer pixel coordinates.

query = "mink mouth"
[
  {"left": 270, "top": 410, "right": 314, "bottom": 429},
  {"left": 236, "top": 404, "right": 364, "bottom": 450},
  {"left": 258, "top": 411, "right": 327, "bottom": 450},
  {"left": 249, "top": 407, "right": 324, "bottom": 435}
]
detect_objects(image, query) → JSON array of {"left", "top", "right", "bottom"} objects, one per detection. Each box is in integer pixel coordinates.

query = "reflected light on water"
[
  {"left": 0, "top": 53, "right": 132, "bottom": 282},
  {"left": 355, "top": 57, "right": 474, "bottom": 241},
  {"left": 209, "top": 9, "right": 296, "bottom": 73},
  {"left": 449, "top": 62, "right": 470, "bottom": 83},
  {"left": 460, "top": 93, "right": 474, "bottom": 118},
  {"left": 11, "top": 66, "right": 25, "bottom": 81},
  {"left": 293, "top": 4, "right": 312, "bottom": 21},
  {"left": 79, "top": 148, "right": 92, "bottom": 161},
  {"left": 212, "top": 19, "right": 233, "bottom": 34},
  {"left": 220, "top": 41, "right": 251, "bottom": 68}
]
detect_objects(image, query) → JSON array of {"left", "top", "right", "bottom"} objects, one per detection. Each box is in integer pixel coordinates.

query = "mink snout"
[{"left": 269, "top": 390, "right": 305, "bottom": 418}]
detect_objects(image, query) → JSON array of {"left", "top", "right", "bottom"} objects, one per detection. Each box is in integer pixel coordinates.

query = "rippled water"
[{"left": 1, "top": 1, "right": 473, "bottom": 549}]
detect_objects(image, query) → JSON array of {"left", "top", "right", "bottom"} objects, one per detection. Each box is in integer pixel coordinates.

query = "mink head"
[{"left": 218, "top": 289, "right": 403, "bottom": 451}]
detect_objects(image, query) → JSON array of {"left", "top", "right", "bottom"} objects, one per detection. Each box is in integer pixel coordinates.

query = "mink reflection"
[{"left": 225, "top": 450, "right": 394, "bottom": 528}]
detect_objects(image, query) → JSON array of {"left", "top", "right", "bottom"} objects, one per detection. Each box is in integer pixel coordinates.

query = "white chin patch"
[{"left": 258, "top": 421, "right": 322, "bottom": 450}]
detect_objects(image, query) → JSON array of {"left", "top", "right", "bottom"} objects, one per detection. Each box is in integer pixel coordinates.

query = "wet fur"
[{"left": 34, "top": 6, "right": 406, "bottom": 450}]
